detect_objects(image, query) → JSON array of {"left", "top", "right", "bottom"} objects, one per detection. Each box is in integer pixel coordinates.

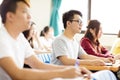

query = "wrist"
[
  {"left": 75, "top": 59, "right": 80, "bottom": 67},
  {"left": 58, "top": 70, "right": 66, "bottom": 78}
]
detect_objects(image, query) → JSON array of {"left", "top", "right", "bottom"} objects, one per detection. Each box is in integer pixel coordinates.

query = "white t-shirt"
[
  {"left": 0, "top": 26, "right": 35, "bottom": 80},
  {"left": 39, "top": 36, "right": 53, "bottom": 49},
  {"left": 51, "top": 34, "right": 86, "bottom": 65}
]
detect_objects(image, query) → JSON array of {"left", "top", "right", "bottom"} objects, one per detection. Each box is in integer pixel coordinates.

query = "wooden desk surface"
[{"left": 80, "top": 64, "right": 120, "bottom": 72}]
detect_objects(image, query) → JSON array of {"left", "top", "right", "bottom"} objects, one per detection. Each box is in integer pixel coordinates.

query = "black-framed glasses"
[{"left": 70, "top": 19, "right": 82, "bottom": 25}]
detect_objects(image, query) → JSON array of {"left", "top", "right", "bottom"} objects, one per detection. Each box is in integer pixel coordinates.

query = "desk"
[
  {"left": 80, "top": 64, "right": 120, "bottom": 72},
  {"left": 52, "top": 77, "right": 89, "bottom": 80}
]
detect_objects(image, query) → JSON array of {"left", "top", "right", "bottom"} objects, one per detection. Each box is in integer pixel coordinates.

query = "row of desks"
[{"left": 80, "top": 61, "right": 120, "bottom": 72}]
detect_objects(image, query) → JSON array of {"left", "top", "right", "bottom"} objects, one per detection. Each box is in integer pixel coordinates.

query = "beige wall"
[
  {"left": 0, "top": 0, "right": 117, "bottom": 50},
  {"left": 0, "top": 0, "right": 52, "bottom": 31},
  {"left": 29, "top": 0, "right": 118, "bottom": 50},
  {"left": 75, "top": 33, "right": 117, "bottom": 50},
  {"left": 30, "top": 0, "right": 51, "bottom": 32}
]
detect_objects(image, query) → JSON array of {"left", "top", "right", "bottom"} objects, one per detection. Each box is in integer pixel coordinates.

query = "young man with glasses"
[
  {"left": 0, "top": 0, "right": 116, "bottom": 80},
  {"left": 51, "top": 9, "right": 118, "bottom": 80},
  {"left": 0, "top": 0, "right": 92, "bottom": 80},
  {"left": 51, "top": 10, "right": 115, "bottom": 66}
]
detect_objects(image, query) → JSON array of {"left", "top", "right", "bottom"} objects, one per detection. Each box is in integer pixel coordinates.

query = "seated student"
[
  {"left": 111, "top": 30, "right": 120, "bottom": 55},
  {"left": 80, "top": 20, "right": 120, "bottom": 60},
  {"left": 51, "top": 10, "right": 117, "bottom": 80},
  {"left": 40, "top": 26, "right": 54, "bottom": 52},
  {"left": 80, "top": 20, "right": 113, "bottom": 58},
  {"left": 23, "top": 22, "right": 44, "bottom": 67},
  {"left": 23, "top": 23, "right": 52, "bottom": 63},
  {"left": 0, "top": 1, "right": 117, "bottom": 80},
  {"left": 51, "top": 10, "right": 114, "bottom": 66},
  {"left": 23, "top": 22, "right": 44, "bottom": 54},
  {"left": 0, "top": 0, "right": 92, "bottom": 80}
]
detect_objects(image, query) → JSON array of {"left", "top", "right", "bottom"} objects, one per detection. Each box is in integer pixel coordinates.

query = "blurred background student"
[
  {"left": 23, "top": 22, "right": 44, "bottom": 67},
  {"left": 80, "top": 20, "right": 120, "bottom": 60},
  {"left": 23, "top": 24, "right": 54, "bottom": 63},
  {"left": 23, "top": 22, "right": 43, "bottom": 54},
  {"left": 40, "top": 26, "right": 54, "bottom": 52},
  {"left": 111, "top": 30, "right": 120, "bottom": 55},
  {"left": 80, "top": 20, "right": 113, "bottom": 58}
]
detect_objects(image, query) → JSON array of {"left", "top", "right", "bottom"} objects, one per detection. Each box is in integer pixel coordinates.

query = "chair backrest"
[{"left": 37, "top": 53, "right": 51, "bottom": 63}]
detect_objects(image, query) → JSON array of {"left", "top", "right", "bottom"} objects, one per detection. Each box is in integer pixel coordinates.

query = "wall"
[
  {"left": 0, "top": 0, "right": 2, "bottom": 27},
  {"left": 75, "top": 33, "right": 117, "bottom": 50},
  {"left": 30, "top": 0, "right": 51, "bottom": 32},
  {"left": 0, "top": 0, "right": 52, "bottom": 30},
  {"left": 30, "top": 0, "right": 117, "bottom": 50},
  {"left": 100, "top": 34, "right": 117, "bottom": 50},
  {"left": 0, "top": 0, "right": 117, "bottom": 50}
]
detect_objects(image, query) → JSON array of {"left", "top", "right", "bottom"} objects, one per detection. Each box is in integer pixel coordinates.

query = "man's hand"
[
  {"left": 79, "top": 67, "right": 91, "bottom": 79},
  {"left": 102, "top": 57, "right": 115, "bottom": 64}
]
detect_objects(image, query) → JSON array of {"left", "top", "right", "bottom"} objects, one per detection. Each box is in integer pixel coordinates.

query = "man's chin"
[
  {"left": 78, "top": 30, "right": 81, "bottom": 33},
  {"left": 27, "top": 25, "right": 31, "bottom": 29},
  {"left": 23, "top": 27, "right": 30, "bottom": 31}
]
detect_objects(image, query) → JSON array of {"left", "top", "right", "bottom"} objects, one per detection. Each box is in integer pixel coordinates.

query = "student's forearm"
[
  {"left": 79, "top": 60, "right": 91, "bottom": 65},
  {"left": 81, "top": 54, "right": 99, "bottom": 60},
  {"left": 59, "top": 58, "right": 78, "bottom": 66},
  {"left": 13, "top": 68, "right": 63, "bottom": 80},
  {"left": 37, "top": 63, "right": 67, "bottom": 70},
  {"left": 30, "top": 61, "right": 68, "bottom": 70}
]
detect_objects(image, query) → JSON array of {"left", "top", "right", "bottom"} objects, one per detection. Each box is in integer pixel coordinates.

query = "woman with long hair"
[{"left": 80, "top": 20, "right": 113, "bottom": 58}]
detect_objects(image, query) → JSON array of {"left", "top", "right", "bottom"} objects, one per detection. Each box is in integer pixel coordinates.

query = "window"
[
  {"left": 0, "top": 0, "right": 3, "bottom": 27},
  {"left": 59, "top": 0, "right": 88, "bottom": 32},
  {"left": 91, "top": 0, "right": 120, "bottom": 34}
]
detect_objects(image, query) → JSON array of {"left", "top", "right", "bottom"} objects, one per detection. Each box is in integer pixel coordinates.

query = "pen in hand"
[{"left": 75, "top": 60, "right": 80, "bottom": 69}]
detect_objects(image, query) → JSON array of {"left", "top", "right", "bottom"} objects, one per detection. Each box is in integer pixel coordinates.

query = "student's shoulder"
[
  {"left": 39, "top": 36, "right": 44, "bottom": 39},
  {"left": 81, "top": 37, "right": 90, "bottom": 42},
  {"left": 0, "top": 27, "right": 9, "bottom": 42},
  {"left": 54, "top": 34, "right": 65, "bottom": 41},
  {"left": 53, "top": 35, "right": 67, "bottom": 44}
]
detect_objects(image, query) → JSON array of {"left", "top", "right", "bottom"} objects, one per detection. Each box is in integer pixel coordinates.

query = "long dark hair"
[
  {"left": 23, "top": 22, "right": 36, "bottom": 48},
  {"left": 84, "top": 20, "right": 101, "bottom": 45}
]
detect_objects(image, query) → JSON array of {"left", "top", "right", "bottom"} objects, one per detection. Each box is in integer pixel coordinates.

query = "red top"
[{"left": 80, "top": 37, "right": 113, "bottom": 58}]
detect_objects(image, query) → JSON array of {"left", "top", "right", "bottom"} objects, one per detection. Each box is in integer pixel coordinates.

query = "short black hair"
[
  {"left": 40, "top": 26, "right": 50, "bottom": 36},
  {"left": 0, "top": 0, "right": 30, "bottom": 23},
  {"left": 62, "top": 10, "right": 82, "bottom": 29}
]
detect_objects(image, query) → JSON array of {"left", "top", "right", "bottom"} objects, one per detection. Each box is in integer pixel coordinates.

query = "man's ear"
[
  {"left": 67, "top": 21, "right": 71, "bottom": 27},
  {"left": 6, "top": 12, "right": 14, "bottom": 22}
]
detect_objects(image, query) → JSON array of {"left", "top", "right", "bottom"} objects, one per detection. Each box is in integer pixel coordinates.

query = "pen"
[
  {"left": 75, "top": 59, "right": 80, "bottom": 68},
  {"left": 91, "top": 76, "right": 97, "bottom": 80}
]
